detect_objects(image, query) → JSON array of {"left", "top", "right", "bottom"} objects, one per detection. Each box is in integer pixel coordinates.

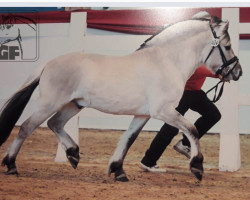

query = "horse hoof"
[
  {"left": 2, "top": 155, "right": 18, "bottom": 175},
  {"left": 115, "top": 173, "right": 129, "bottom": 182},
  {"left": 66, "top": 147, "right": 80, "bottom": 169},
  {"left": 6, "top": 167, "right": 19, "bottom": 175},
  {"left": 191, "top": 167, "right": 203, "bottom": 181},
  {"left": 67, "top": 156, "right": 79, "bottom": 169},
  {"left": 190, "top": 154, "right": 204, "bottom": 181},
  {"left": 108, "top": 161, "right": 128, "bottom": 182}
]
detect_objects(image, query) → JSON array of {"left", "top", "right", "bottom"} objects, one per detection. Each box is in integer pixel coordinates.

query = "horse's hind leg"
[
  {"left": 47, "top": 101, "right": 83, "bottom": 169},
  {"left": 2, "top": 102, "right": 59, "bottom": 175},
  {"left": 108, "top": 116, "right": 149, "bottom": 182}
]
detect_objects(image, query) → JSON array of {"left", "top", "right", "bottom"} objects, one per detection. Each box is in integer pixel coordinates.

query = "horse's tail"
[{"left": 0, "top": 65, "right": 45, "bottom": 146}]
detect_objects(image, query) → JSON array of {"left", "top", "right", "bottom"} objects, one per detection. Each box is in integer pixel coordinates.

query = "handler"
[{"left": 140, "top": 65, "right": 222, "bottom": 172}]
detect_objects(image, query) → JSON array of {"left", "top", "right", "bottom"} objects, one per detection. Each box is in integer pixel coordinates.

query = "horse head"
[
  {"left": 202, "top": 14, "right": 242, "bottom": 81},
  {"left": 0, "top": 15, "right": 20, "bottom": 44}
]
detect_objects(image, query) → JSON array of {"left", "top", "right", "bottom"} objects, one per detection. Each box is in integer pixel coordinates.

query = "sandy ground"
[{"left": 0, "top": 127, "right": 249, "bottom": 200}]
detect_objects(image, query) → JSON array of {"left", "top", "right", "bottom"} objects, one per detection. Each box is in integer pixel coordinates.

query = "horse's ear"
[
  {"left": 213, "top": 20, "right": 229, "bottom": 36},
  {"left": 217, "top": 20, "right": 229, "bottom": 36},
  {"left": 221, "top": 20, "right": 229, "bottom": 32}
]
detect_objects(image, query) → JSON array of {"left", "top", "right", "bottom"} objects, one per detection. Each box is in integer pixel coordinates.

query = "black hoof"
[
  {"left": 115, "top": 173, "right": 129, "bottom": 182},
  {"left": 108, "top": 161, "right": 122, "bottom": 176},
  {"left": 108, "top": 161, "right": 129, "bottom": 182},
  {"left": 2, "top": 155, "right": 18, "bottom": 175},
  {"left": 191, "top": 167, "right": 203, "bottom": 181},
  {"left": 66, "top": 146, "right": 80, "bottom": 169},
  {"left": 190, "top": 154, "right": 204, "bottom": 181},
  {"left": 6, "top": 167, "right": 19, "bottom": 175}
]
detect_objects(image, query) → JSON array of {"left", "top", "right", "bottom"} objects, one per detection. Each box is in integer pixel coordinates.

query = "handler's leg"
[
  {"left": 108, "top": 116, "right": 149, "bottom": 182},
  {"left": 141, "top": 92, "right": 189, "bottom": 170},
  {"left": 140, "top": 123, "right": 179, "bottom": 171},
  {"left": 182, "top": 91, "right": 221, "bottom": 147}
]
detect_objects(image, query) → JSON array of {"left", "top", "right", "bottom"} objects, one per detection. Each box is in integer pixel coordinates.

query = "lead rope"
[
  {"left": 205, "top": 58, "right": 239, "bottom": 103},
  {"left": 206, "top": 80, "right": 225, "bottom": 103}
]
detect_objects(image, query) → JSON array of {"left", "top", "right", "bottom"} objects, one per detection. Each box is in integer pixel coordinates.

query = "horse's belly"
[
  {"left": 77, "top": 93, "right": 149, "bottom": 116},
  {"left": 91, "top": 103, "right": 149, "bottom": 116}
]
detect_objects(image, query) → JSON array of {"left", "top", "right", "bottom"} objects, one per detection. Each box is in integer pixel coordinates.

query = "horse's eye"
[{"left": 225, "top": 46, "right": 231, "bottom": 50}]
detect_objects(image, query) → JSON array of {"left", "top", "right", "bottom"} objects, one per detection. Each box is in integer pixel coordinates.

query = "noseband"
[{"left": 204, "top": 24, "right": 239, "bottom": 79}]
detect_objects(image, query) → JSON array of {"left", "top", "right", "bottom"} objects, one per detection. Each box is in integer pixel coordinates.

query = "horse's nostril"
[{"left": 239, "top": 70, "right": 243, "bottom": 76}]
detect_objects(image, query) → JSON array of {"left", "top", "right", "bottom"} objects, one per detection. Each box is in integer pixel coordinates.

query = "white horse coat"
[{"left": 0, "top": 12, "right": 242, "bottom": 181}]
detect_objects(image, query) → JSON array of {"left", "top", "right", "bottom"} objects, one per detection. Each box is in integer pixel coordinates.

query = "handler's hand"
[{"left": 218, "top": 75, "right": 230, "bottom": 82}]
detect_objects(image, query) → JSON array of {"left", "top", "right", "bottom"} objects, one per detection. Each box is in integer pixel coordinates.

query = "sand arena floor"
[{"left": 0, "top": 127, "right": 249, "bottom": 200}]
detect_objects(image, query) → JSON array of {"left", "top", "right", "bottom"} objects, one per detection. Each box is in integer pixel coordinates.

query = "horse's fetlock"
[
  {"left": 197, "top": 152, "right": 204, "bottom": 162},
  {"left": 109, "top": 161, "right": 122, "bottom": 174}
]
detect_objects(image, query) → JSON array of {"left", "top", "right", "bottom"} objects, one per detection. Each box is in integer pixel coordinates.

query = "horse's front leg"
[
  {"left": 154, "top": 108, "right": 204, "bottom": 181},
  {"left": 108, "top": 116, "right": 149, "bottom": 182}
]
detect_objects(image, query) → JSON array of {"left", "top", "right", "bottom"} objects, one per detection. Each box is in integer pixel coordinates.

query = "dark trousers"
[{"left": 141, "top": 90, "right": 221, "bottom": 167}]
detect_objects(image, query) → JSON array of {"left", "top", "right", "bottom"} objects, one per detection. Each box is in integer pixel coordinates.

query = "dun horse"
[{"left": 0, "top": 12, "right": 242, "bottom": 181}]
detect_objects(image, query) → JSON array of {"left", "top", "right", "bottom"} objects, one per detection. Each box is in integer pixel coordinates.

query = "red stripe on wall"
[
  {"left": 0, "top": 8, "right": 249, "bottom": 38},
  {"left": 240, "top": 7, "right": 250, "bottom": 23}
]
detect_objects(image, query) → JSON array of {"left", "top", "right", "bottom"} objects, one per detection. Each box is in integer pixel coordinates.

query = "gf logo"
[{"left": 0, "top": 44, "right": 20, "bottom": 60}]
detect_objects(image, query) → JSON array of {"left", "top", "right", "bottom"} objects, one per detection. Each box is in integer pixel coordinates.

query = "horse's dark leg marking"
[
  {"left": 1, "top": 155, "right": 18, "bottom": 175},
  {"left": 109, "top": 128, "right": 139, "bottom": 182},
  {"left": 66, "top": 146, "right": 80, "bottom": 169},
  {"left": 190, "top": 152, "right": 204, "bottom": 181},
  {"left": 108, "top": 116, "right": 149, "bottom": 182},
  {"left": 186, "top": 126, "right": 204, "bottom": 181},
  {"left": 109, "top": 161, "right": 128, "bottom": 182}
]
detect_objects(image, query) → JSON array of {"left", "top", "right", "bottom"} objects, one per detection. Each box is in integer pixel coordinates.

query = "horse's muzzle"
[{"left": 233, "top": 65, "right": 243, "bottom": 81}]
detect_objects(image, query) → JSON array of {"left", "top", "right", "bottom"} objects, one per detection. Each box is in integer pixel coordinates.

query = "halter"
[
  {"left": 204, "top": 24, "right": 239, "bottom": 79},
  {"left": 205, "top": 24, "right": 239, "bottom": 103}
]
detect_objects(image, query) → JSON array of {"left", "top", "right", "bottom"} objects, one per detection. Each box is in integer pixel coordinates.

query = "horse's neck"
[
  {"left": 146, "top": 20, "right": 211, "bottom": 81},
  {"left": 177, "top": 32, "right": 210, "bottom": 81}
]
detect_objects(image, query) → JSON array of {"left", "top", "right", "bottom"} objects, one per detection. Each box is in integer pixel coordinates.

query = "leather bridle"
[
  {"left": 204, "top": 24, "right": 239, "bottom": 79},
  {"left": 205, "top": 24, "right": 239, "bottom": 103}
]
